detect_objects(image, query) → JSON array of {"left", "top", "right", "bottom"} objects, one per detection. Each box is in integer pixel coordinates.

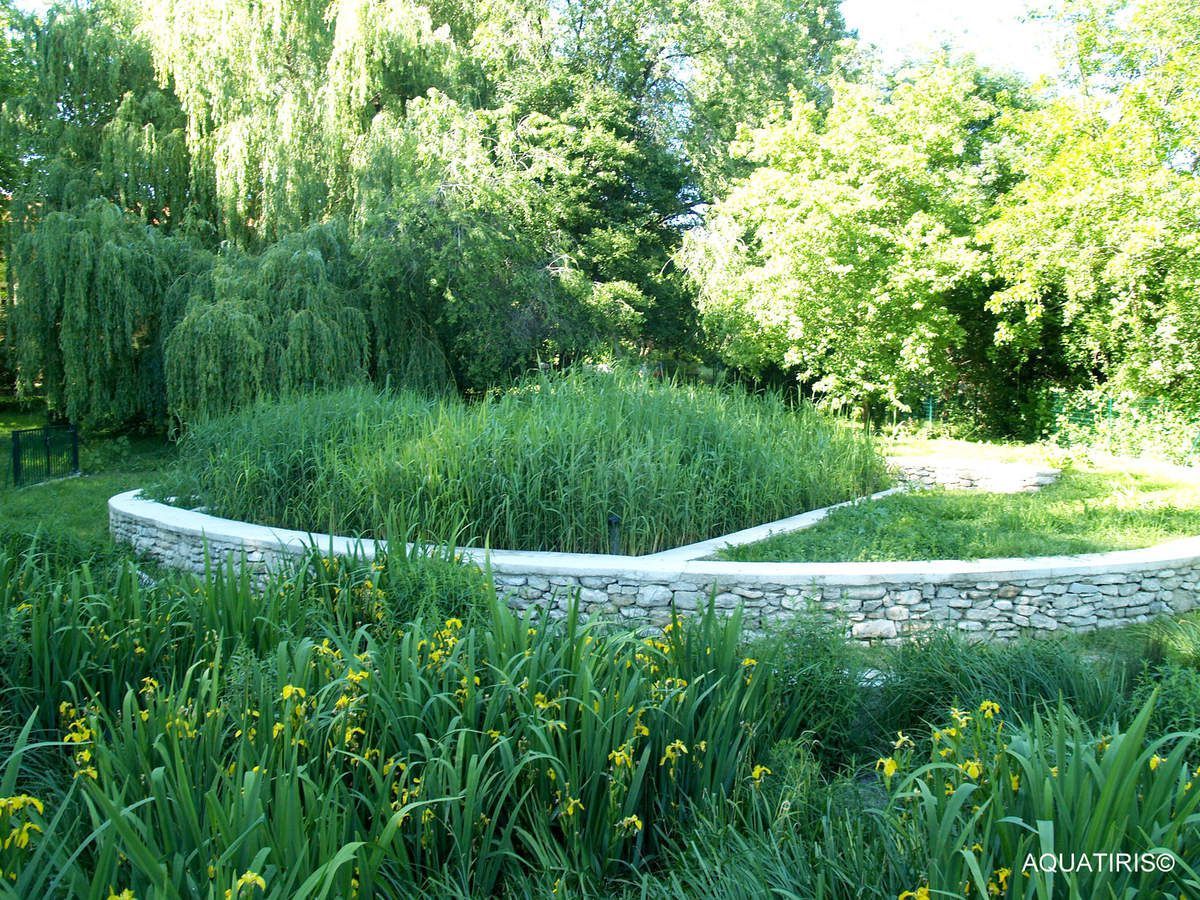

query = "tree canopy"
[
  {"left": 1, "top": 0, "right": 847, "bottom": 426},
  {"left": 1, "top": 0, "right": 1197, "bottom": 433}
]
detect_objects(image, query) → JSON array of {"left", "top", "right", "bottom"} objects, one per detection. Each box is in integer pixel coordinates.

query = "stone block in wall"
[
  {"left": 852, "top": 620, "right": 897, "bottom": 640},
  {"left": 638, "top": 585, "right": 673, "bottom": 608}
]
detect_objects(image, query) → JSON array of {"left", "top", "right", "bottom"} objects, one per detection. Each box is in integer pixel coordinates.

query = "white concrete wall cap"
[{"left": 109, "top": 489, "right": 1200, "bottom": 586}]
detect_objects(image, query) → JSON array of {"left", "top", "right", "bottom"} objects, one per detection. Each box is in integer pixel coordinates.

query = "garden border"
[{"left": 109, "top": 457, "right": 1199, "bottom": 642}]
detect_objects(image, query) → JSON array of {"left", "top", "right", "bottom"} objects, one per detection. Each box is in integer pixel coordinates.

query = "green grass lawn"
[
  {"left": 0, "top": 431, "right": 172, "bottom": 547},
  {"left": 720, "top": 458, "right": 1200, "bottom": 562}
]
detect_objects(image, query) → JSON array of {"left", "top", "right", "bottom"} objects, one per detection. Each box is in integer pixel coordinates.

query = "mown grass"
[
  {"left": 155, "top": 368, "right": 888, "bottom": 554},
  {"left": 1, "top": 533, "right": 1197, "bottom": 897},
  {"left": 721, "top": 460, "right": 1200, "bottom": 562},
  {"left": 0, "top": 433, "right": 172, "bottom": 548}
]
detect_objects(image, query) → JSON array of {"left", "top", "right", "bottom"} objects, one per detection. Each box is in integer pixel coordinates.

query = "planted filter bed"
[{"left": 155, "top": 368, "right": 888, "bottom": 555}]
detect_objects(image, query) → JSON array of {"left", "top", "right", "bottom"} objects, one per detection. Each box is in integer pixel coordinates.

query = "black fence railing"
[{"left": 9, "top": 425, "right": 80, "bottom": 487}]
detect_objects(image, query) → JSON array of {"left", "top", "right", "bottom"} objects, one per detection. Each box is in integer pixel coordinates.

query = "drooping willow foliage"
[
  {"left": 165, "top": 224, "right": 372, "bottom": 423},
  {"left": 8, "top": 200, "right": 201, "bottom": 427}
]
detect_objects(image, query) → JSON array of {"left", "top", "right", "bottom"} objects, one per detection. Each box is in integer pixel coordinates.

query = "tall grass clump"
[
  {"left": 637, "top": 697, "right": 1200, "bottom": 898},
  {"left": 156, "top": 367, "right": 888, "bottom": 554}
]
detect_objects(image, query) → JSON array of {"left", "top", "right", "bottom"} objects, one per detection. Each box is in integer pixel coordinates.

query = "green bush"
[{"left": 157, "top": 368, "right": 888, "bottom": 554}]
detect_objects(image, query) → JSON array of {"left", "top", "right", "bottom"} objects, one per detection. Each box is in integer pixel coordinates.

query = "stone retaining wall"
[
  {"left": 110, "top": 464, "right": 1197, "bottom": 643},
  {"left": 890, "top": 457, "right": 1059, "bottom": 493}
]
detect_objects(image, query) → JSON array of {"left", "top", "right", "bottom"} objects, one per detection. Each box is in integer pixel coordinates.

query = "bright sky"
[{"left": 841, "top": 0, "right": 1061, "bottom": 80}]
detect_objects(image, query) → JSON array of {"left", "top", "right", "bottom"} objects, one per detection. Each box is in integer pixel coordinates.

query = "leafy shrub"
[{"left": 157, "top": 367, "right": 887, "bottom": 554}]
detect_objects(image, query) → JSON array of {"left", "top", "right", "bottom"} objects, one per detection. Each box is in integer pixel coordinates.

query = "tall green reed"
[{"left": 156, "top": 367, "right": 887, "bottom": 554}]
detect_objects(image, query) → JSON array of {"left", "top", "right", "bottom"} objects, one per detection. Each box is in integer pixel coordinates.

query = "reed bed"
[{"left": 156, "top": 368, "right": 888, "bottom": 554}]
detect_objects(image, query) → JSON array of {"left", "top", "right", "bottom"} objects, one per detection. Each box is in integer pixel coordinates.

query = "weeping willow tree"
[
  {"left": 0, "top": 0, "right": 209, "bottom": 425},
  {"left": 137, "top": 0, "right": 470, "bottom": 244},
  {"left": 165, "top": 223, "right": 369, "bottom": 423},
  {"left": 8, "top": 200, "right": 203, "bottom": 427},
  {"left": 4, "top": 0, "right": 198, "bottom": 229}
]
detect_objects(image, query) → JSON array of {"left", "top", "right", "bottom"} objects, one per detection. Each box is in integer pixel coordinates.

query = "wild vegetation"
[
  {"left": 155, "top": 369, "right": 887, "bottom": 554},
  {"left": 723, "top": 458, "right": 1200, "bottom": 562}
]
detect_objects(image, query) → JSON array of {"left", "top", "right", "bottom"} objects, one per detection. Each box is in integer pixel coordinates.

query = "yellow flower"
[
  {"left": 609, "top": 744, "right": 634, "bottom": 769},
  {"left": 234, "top": 873, "right": 262, "bottom": 897},
  {"left": 751, "top": 764, "right": 772, "bottom": 785},
  {"left": 486, "top": 728, "right": 501, "bottom": 741},
  {"left": 1010, "top": 773, "right": 1020, "bottom": 792},
  {"left": 229, "top": 870, "right": 265, "bottom": 896},
  {"left": 0, "top": 795, "right": 44, "bottom": 815},
  {"left": 741, "top": 657, "right": 757, "bottom": 668},
  {"left": 1149, "top": 754, "right": 1165, "bottom": 771},
  {"left": 272, "top": 722, "right": 284, "bottom": 740},
  {"left": 139, "top": 677, "right": 159, "bottom": 696},
  {"left": 107, "top": 891, "right": 136, "bottom": 900},
  {"left": 893, "top": 731, "right": 914, "bottom": 750},
  {"left": 876, "top": 756, "right": 899, "bottom": 779},
  {"left": 615, "top": 814, "right": 642, "bottom": 833},
  {"left": 281, "top": 684, "right": 306, "bottom": 701},
  {"left": 978, "top": 700, "right": 1001, "bottom": 719},
  {"left": 563, "top": 795, "right": 584, "bottom": 817},
  {"left": 898, "top": 886, "right": 930, "bottom": 900},
  {"left": 959, "top": 758, "right": 983, "bottom": 780},
  {"left": 659, "top": 740, "right": 688, "bottom": 767}
]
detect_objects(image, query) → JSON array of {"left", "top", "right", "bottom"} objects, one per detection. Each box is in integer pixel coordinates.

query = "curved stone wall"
[{"left": 110, "top": 475, "right": 1198, "bottom": 643}]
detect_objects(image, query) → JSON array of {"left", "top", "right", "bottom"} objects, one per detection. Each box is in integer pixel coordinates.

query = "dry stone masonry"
[
  {"left": 890, "top": 456, "right": 1059, "bottom": 492},
  {"left": 109, "top": 456, "right": 1199, "bottom": 643}
]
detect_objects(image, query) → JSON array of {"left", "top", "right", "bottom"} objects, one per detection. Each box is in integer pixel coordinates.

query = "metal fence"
[{"left": 9, "top": 425, "right": 80, "bottom": 487}]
